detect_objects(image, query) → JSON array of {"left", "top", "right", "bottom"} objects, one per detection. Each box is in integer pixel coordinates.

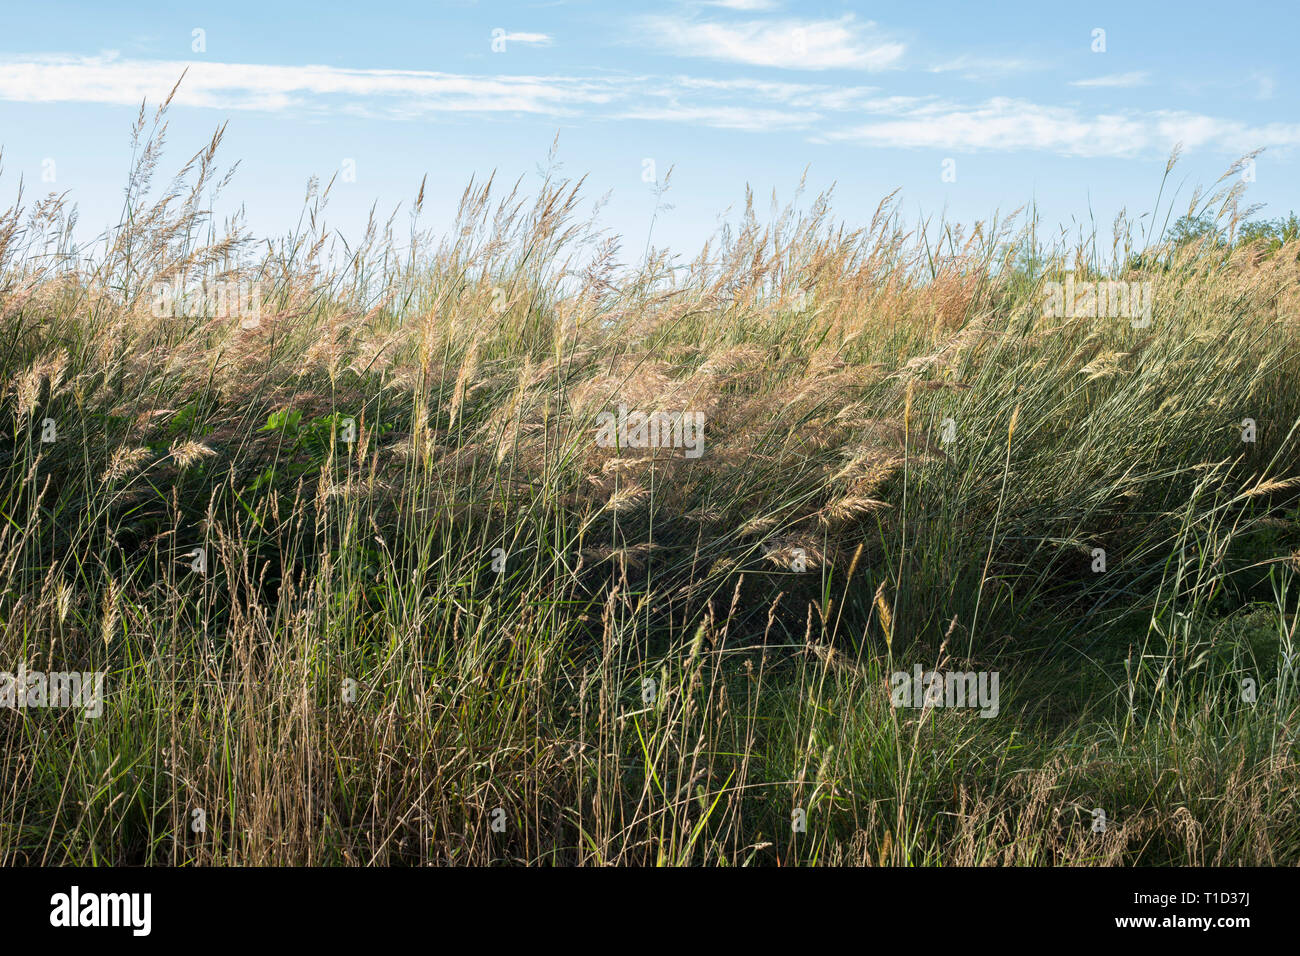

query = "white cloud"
[
  {"left": 496, "top": 32, "right": 553, "bottom": 46},
  {"left": 1070, "top": 71, "right": 1149, "bottom": 88},
  {"left": 638, "top": 14, "right": 905, "bottom": 71},
  {"left": 0, "top": 53, "right": 602, "bottom": 116},
  {"left": 2, "top": 53, "right": 1295, "bottom": 160},
  {"left": 826, "top": 97, "right": 1300, "bottom": 158},
  {"left": 660, "top": 75, "right": 884, "bottom": 111},
  {"left": 616, "top": 104, "right": 811, "bottom": 131},
  {"left": 929, "top": 55, "right": 1042, "bottom": 77},
  {"left": 0, "top": 52, "right": 898, "bottom": 121},
  {"left": 701, "top": 0, "right": 779, "bottom": 9}
]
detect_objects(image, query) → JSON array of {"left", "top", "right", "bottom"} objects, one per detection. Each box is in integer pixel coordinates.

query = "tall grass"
[{"left": 2, "top": 114, "right": 1299, "bottom": 865}]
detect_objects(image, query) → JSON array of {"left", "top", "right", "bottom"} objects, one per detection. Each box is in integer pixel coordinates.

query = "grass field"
[{"left": 2, "top": 116, "right": 1299, "bottom": 865}]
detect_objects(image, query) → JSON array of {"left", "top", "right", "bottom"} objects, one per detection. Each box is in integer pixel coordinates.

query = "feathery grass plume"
[
  {"left": 874, "top": 581, "right": 894, "bottom": 651},
  {"left": 846, "top": 542, "right": 864, "bottom": 583},
  {"left": 448, "top": 334, "right": 482, "bottom": 429},
  {"left": 55, "top": 580, "right": 73, "bottom": 625},
  {"left": 819, "top": 495, "right": 890, "bottom": 526},
  {"left": 763, "top": 541, "right": 823, "bottom": 569},
  {"left": 832, "top": 451, "right": 902, "bottom": 490},
  {"left": 903, "top": 378, "right": 916, "bottom": 440},
  {"left": 169, "top": 439, "right": 217, "bottom": 469},
  {"left": 1243, "top": 475, "right": 1300, "bottom": 498},
  {"left": 102, "top": 446, "right": 152, "bottom": 483},
  {"left": 100, "top": 578, "right": 121, "bottom": 648},
  {"left": 738, "top": 513, "right": 782, "bottom": 537},
  {"left": 10, "top": 352, "right": 65, "bottom": 421},
  {"left": 603, "top": 482, "right": 648, "bottom": 513}
]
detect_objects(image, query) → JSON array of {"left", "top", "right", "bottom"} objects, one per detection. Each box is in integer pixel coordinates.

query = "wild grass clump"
[{"left": 2, "top": 111, "right": 1299, "bottom": 865}]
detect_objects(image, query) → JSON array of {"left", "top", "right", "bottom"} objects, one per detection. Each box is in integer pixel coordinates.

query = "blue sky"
[{"left": 1, "top": 0, "right": 1296, "bottom": 259}]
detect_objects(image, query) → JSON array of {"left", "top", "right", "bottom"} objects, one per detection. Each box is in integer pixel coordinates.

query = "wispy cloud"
[
  {"left": 929, "top": 55, "right": 1042, "bottom": 78},
  {"left": 825, "top": 97, "right": 1300, "bottom": 157},
  {"left": 1070, "top": 71, "right": 1149, "bottom": 88},
  {"left": 0, "top": 53, "right": 602, "bottom": 116},
  {"left": 616, "top": 104, "right": 810, "bottom": 131},
  {"left": 700, "top": 0, "right": 779, "bottom": 10},
  {"left": 494, "top": 31, "right": 553, "bottom": 47},
  {"left": 638, "top": 14, "right": 905, "bottom": 71},
  {"left": 1251, "top": 71, "right": 1276, "bottom": 100},
  {"left": 1, "top": 53, "right": 1294, "bottom": 160},
  {"left": 0, "top": 52, "right": 878, "bottom": 121},
  {"left": 660, "top": 76, "right": 884, "bottom": 112}
]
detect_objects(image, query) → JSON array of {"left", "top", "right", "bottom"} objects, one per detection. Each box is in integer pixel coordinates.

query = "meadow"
[{"left": 2, "top": 111, "right": 1298, "bottom": 865}]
